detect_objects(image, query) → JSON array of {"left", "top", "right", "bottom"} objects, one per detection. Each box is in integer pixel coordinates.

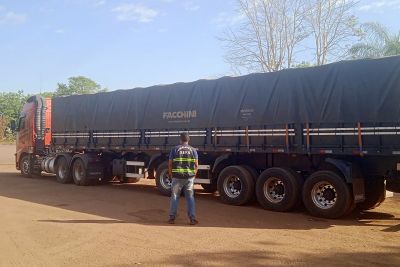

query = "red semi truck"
[{"left": 14, "top": 56, "right": 400, "bottom": 218}]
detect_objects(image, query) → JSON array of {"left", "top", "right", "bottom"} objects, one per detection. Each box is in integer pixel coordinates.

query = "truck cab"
[{"left": 15, "top": 96, "right": 52, "bottom": 175}]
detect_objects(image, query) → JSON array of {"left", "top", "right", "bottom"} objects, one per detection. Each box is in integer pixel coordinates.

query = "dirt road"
[{"left": 1, "top": 146, "right": 399, "bottom": 266}]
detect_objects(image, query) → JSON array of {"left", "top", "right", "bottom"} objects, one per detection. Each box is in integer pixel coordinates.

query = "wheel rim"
[
  {"left": 58, "top": 160, "right": 67, "bottom": 179},
  {"left": 22, "top": 158, "right": 29, "bottom": 174},
  {"left": 311, "top": 181, "right": 337, "bottom": 209},
  {"left": 223, "top": 175, "right": 242, "bottom": 198},
  {"left": 263, "top": 177, "right": 285, "bottom": 203},
  {"left": 159, "top": 169, "right": 172, "bottom": 190},
  {"left": 74, "top": 161, "right": 85, "bottom": 181}
]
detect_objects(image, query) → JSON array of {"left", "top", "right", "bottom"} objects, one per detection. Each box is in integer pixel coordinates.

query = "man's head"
[{"left": 180, "top": 132, "right": 190, "bottom": 144}]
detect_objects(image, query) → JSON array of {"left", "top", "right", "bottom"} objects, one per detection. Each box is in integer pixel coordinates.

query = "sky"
[{"left": 0, "top": 0, "right": 399, "bottom": 94}]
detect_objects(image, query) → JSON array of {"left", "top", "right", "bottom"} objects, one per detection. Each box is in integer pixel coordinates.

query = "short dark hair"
[{"left": 180, "top": 132, "right": 190, "bottom": 142}]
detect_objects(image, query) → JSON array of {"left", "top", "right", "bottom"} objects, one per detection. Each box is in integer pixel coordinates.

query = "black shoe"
[
  {"left": 168, "top": 217, "right": 175, "bottom": 224},
  {"left": 189, "top": 218, "right": 198, "bottom": 225}
]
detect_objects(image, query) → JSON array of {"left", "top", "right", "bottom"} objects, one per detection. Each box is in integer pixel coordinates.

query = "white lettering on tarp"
[
  {"left": 163, "top": 110, "right": 197, "bottom": 120},
  {"left": 240, "top": 108, "right": 254, "bottom": 121}
]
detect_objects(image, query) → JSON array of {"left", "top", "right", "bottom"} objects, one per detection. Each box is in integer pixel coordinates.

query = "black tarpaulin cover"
[{"left": 52, "top": 56, "right": 400, "bottom": 132}]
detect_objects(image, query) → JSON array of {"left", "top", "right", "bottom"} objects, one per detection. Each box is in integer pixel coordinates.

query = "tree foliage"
[
  {"left": 0, "top": 76, "right": 105, "bottom": 141},
  {"left": 0, "top": 91, "right": 27, "bottom": 141},
  {"left": 220, "top": 0, "right": 360, "bottom": 73},
  {"left": 306, "top": 0, "right": 360, "bottom": 65},
  {"left": 221, "top": 0, "right": 309, "bottom": 73},
  {"left": 55, "top": 76, "right": 107, "bottom": 96},
  {"left": 349, "top": 22, "right": 400, "bottom": 59},
  {"left": 0, "top": 91, "right": 27, "bottom": 123}
]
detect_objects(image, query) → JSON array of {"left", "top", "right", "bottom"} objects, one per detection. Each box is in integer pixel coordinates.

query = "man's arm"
[
  {"left": 193, "top": 148, "right": 199, "bottom": 176},
  {"left": 194, "top": 159, "right": 199, "bottom": 176},
  {"left": 168, "top": 159, "right": 173, "bottom": 178},
  {"left": 168, "top": 148, "right": 174, "bottom": 178}
]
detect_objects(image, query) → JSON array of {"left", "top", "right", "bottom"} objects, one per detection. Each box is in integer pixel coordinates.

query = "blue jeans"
[{"left": 169, "top": 177, "right": 196, "bottom": 219}]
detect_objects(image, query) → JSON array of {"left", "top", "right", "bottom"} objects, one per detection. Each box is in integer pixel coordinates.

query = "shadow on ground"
[
  {"left": 0, "top": 171, "right": 399, "bottom": 231},
  {"left": 147, "top": 246, "right": 400, "bottom": 266}
]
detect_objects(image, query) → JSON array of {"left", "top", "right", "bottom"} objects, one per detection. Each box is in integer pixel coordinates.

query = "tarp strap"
[
  {"left": 306, "top": 123, "right": 311, "bottom": 153},
  {"left": 357, "top": 122, "right": 363, "bottom": 155},
  {"left": 285, "top": 124, "right": 289, "bottom": 152}
]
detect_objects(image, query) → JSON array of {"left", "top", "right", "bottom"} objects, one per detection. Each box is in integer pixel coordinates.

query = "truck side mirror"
[{"left": 10, "top": 120, "right": 16, "bottom": 132}]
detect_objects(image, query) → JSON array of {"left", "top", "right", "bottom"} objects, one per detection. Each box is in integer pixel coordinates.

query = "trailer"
[{"left": 14, "top": 56, "right": 400, "bottom": 218}]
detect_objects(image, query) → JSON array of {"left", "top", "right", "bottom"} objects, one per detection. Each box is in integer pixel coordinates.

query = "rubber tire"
[
  {"left": 217, "top": 165, "right": 255, "bottom": 205},
  {"left": 72, "top": 158, "right": 91, "bottom": 186},
  {"left": 358, "top": 177, "right": 386, "bottom": 211},
  {"left": 240, "top": 165, "right": 259, "bottom": 181},
  {"left": 155, "top": 161, "right": 172, "bottom": 196},
  {"left": 302, "top": 171, "right": 352, "bottom": 219},
  {"left": 20, "top": 155, "right": 32, "bottom": 177},
  {"left": 256, "top": 167, "right": 303, "bottom": 212},
  {"left": 201, "top": 183, "right": 217, "bottom": 193},
  {"left": 55, "top": 157, "right": 73, "bottom": 184},
  {"left": 240, "top": 165, "right": 259, "bottom": 202}
]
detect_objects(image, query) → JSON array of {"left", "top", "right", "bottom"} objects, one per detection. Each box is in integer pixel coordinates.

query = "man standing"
[{"left": 168, "top": 133, "right": 199, "bottom": 225}]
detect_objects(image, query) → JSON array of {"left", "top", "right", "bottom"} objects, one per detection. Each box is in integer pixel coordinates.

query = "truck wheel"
[
  {"left": 20, "top": 155, "right": 32, "bottom": 177},
  {"left": 217, "top": 165, "right": 254, "bottom": 205},
  {"left": 302, "top": 171, "right": 352, "bottom": 219},
  {"left": 358, "top": 176, "right": 386, "bottom": 211},
  {"left": 240, "top": 165, "right": 259, "bottom": 181},
  {"left": 155, "top": 162, "right": 171, "bottom": 196},
  {"left": 256, "top": 167, "right": 303, "bottom": 212},
  {"left": 201, "top": 183, "right": 217, "bottom": 193},
  {"left": 240, "top": 165, "right": 259, "bottom": 202},
  {"left": 55, "top": 157, "right": 73, "bottom": 184},
  {"left": 72, "top": 158, "right": 90, "bottom": 186}
]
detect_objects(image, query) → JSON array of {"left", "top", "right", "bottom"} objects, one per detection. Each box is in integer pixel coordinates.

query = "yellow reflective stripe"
[
  {"left": 173, "top": 158, "right": 196, "bottom": 162},
  {"left": 172, "top": 168, "right": 196, "bottom": 173}
]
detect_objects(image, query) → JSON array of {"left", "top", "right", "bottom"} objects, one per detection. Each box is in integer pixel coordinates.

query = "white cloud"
[
  {"left": 358, "top": 0, "right": 400, "bottom": 11},
  {"left": 211, "top": 12, "right": 244, "bottom": 28},
  {"left": 55, "top": 29, "right": 65, "bottom": 34},
  {"left": 93, "top": 0, "right": 106, "bottom": 7},
  {"left": 183, "top": 1, "right": 200, "bottom": 11},
  {"left": 112, "top": 4, "right": 158, "bottom": 23},
  {"left": 0, "top": 11, "right": 27, "bottom": 25}
]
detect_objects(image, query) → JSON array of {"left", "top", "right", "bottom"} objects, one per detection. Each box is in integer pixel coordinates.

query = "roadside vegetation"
[{"left": 0, "top": 76, "right": 106, "bottom": 143}]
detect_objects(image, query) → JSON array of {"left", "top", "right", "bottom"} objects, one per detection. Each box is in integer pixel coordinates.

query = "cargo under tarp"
[{"left": 52, "top": 56, "right": 400, "bottom": 132}]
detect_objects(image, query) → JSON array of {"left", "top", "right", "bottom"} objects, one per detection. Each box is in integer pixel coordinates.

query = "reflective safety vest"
[{"left": 171, "top": 145, "right": 197, "bottom": 178}]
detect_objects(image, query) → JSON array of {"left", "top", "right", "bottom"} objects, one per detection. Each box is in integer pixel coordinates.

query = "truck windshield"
[{"left": 16, "top": 114, "right": 26, "bottom": 132}]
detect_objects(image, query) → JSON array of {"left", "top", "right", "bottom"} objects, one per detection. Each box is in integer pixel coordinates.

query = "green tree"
[
  {"left": 0, "top": 90, "right": 27, "bottom": 140},
  {"left": 349, "top": 22, "right": 400, "bottom": 59},
  {"left": 39, "top": 91, "right": 55, "bottom": 98},
  {"left": 0, "top": 90, "right": 27, "bottom": 123},
  {"left": 55, "top": 76, "right": 107, "bottom": 96},
  {"left": 293, "top": 61, "right": 314, "bottom": 68}
]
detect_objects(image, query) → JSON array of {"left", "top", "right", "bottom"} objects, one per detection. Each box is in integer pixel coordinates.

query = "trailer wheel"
[
  {"left": 240, "top": 165, "right": 259, "bottom": 202},
  {"left": 155, "top": 162, "right": 172, "bottom": 196},
  {"left": 217, "top": 165, "right": 254, "bottom": 205},
  {"left": 201, "top": 183, "right": 217, "bottom": 193},
  {"left": 20, "top": 155, "right": 32, "bottom": 177},
  {"left": 72, "top": 158, "right": 90, "bottom": 186},
  {"left": 302, "top": 171, "right": 352, "bottom": 219},
  {"left": 358, "top": 176, "right": 386, "bottom": 211},
  {"left": 256, "top": 167, "right": 303, "bottom": 212},
  {"left": 240, "top": 165, "right": 259, "bottom": 181},
  {"left": 55, "top": 157, "right": 72, "bottom": 184}
]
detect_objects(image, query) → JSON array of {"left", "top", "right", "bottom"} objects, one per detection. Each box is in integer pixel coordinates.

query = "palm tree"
[{"left": 349, "top": 22, "right": 400, "bottom": 59}]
